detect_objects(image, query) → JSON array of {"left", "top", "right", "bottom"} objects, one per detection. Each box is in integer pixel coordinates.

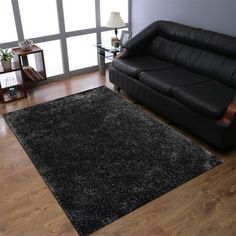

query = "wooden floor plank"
[{"left": 93, "top": 160, "right": 236, "bottom": 236}]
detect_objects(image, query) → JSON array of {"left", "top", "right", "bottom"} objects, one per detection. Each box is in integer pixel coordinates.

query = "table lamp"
[{"left": 106, "top": 11, "right": 126, "bottom": 46}]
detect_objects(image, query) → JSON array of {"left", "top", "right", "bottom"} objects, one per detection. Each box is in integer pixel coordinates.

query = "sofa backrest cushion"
[
  {"left": 147, "top": 21, "right": 236, "bottom": 88},
  {"left": 155, "top": 21, "right": 236, "bottom": 58}
]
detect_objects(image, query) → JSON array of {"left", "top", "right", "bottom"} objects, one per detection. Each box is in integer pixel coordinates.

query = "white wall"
[{"left": 131, "top": 0, "right": 236, "bottom": 37}]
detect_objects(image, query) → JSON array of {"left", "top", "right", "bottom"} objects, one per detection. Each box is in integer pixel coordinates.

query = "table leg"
[{"left": 97, "top": 48, "right": 106, "bottom": 76}]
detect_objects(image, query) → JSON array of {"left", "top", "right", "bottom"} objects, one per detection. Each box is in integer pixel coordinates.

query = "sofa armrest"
[
  {"left": 221, "top": 100, "right": 236, "bottom": 125},
  {"left": 122, "top": 21, "right": 161, "bottom": 58},
  {"left": 115, "top": 48, "right": 127, "bottom": 59}
]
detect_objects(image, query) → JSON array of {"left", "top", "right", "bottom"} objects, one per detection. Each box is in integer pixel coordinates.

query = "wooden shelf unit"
[
  {"left": 12, "top": 45, "right": 47, "bottom": 83},
  {"left": 0, "top": 45, "right": 47, "bottom": 103}
]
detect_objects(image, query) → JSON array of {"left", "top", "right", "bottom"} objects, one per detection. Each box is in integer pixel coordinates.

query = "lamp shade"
[{"left": 106, "top": 11, "right": 126, "bottom": 28}]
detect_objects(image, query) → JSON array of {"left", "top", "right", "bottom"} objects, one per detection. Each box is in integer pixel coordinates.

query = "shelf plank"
[
  {"left": 0, "top": 62, "right": 21, "bottom": 74},
  {"left": 2, "top": 89, "right": 27, "bottom": 103},
  {"left": 12, "top": 45, "right": 43, "bottom": 56}
]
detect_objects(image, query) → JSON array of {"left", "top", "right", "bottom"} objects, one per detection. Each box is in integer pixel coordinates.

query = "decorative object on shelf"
[
  {"left": 18, "top": 39, "right": 33, "bottom": 51},
  {"left": 106, "top": 11, "right": 125, "bottom": 46},
  {"left": 5, "top": 77, "right": 17, "bottom": 88},
  {"left": 8, "top": 87, "right": 17, "bottom": 98},
  {"left": 120, "top": 30, "right": 132, "bottom": 47},
  {"left": 0, "top": 48, "right": 13, "bottom": 70},
  {"left": 113, "top": 40, "right": 120, "bottom": 48},
  {"left": 23, "top": 65, "right": 45, "bottom": 81},
  {"left": 111, "top": 37, "right": 119, "bottom": 47}
]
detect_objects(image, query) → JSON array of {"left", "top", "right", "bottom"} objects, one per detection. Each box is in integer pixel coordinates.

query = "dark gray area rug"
[{"left": 3, "top": 87, "right": 222, "bottom": 236}]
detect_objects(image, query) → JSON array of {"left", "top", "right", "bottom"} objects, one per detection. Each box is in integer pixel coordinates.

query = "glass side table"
[{"left": 96, "top": 42, "right": 121, "bottom": 76}]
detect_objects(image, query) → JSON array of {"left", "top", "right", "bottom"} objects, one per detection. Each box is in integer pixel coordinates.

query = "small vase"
[{"left": 1, "top": 59, "right": 12, "bottom": 70}]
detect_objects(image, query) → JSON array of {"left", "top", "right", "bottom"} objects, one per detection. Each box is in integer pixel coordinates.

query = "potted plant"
[{"left": 0, "top": 48, "right": 13, "bottom": 70}]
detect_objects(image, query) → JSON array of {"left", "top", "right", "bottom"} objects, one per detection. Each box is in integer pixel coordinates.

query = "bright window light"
[
  {"left": 0, "top": 0, "right": 18, "bottom": 43},
  {"left": 30, "top": 41, "right": 64, "bottom": 77},
  {"left": 19, "top": 0, "right": 59, "bottom": 38},
  {"left": 63, "top": 0, "right": 96, "bottom": 32},
  {"left": 67, "top": 34, "right": 97, "bottom": 71}
]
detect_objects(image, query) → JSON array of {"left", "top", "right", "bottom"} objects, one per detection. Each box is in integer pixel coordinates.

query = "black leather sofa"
[{"left": 109, "top": 20, "right": 236, "bottom": 150}]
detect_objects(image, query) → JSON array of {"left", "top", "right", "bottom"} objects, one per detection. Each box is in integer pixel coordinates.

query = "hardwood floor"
[{"left": 1, "top": 72, "right": 236, "bottom": 236}]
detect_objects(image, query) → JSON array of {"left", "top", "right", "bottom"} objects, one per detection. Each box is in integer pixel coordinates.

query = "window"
[
  {"left": 37, "top": 41, "right": 64, "bottom": 77},
  {"left": 0, "top": 0, "right": 18, "bottom": 43},
  {"left": 63, "top": 0, "right": 96, "bottom": 32},
  {"left": 0, "top": 0, "right": 130, "bottom": 78},
  {"left": 18, "top": 0, "right": 59, "bottom": 38},
  {"left": 67, "top": 34, "right": 97, "bottom": 71}
]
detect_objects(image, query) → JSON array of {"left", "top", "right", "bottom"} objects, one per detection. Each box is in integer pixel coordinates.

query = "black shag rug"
[{"left": 4, "top": 87, "right": 222, "bottom": 236}]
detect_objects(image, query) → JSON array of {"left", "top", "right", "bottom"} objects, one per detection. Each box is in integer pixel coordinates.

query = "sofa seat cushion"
[
  {"left": 173, "top": 80, "right": 235, "bottom": 119},
  {"left": 112, "top": 56, "right": 174, "bottom": 78},
  {"left": 139, "top": 67, "right": 212, "bottom": 96}
]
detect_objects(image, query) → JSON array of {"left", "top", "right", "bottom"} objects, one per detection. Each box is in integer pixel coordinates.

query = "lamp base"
[{"left": 111, "top": 37, "right": 119, "bottom": 47}]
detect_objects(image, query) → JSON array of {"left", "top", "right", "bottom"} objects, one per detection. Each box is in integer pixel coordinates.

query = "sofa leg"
[{"left": 115, "top": 86, "right": 121, "bottom": 92}]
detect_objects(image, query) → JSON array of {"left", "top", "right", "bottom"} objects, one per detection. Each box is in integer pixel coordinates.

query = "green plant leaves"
[{"left": 0, "top": 48, "right": 13, "bottom": 61}]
